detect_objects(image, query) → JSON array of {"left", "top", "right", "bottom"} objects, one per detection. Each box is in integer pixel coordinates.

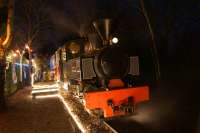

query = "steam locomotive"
[{"left": 52, "top": 19, "right": 149, "bottom": 118}]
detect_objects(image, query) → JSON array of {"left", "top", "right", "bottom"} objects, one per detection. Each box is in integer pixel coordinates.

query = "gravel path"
[{"left": 0, "top": 83, "right": 75, "bottom": 133}]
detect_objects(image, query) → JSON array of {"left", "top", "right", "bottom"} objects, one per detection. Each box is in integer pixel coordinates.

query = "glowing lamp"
[
  {"left": 13, "top": 53, "right": 17, "bottom": 57},
  {"left": 16, "top": 50, "right": 20, "bottom": 54},
  {"left": 25, "top": 45, "right": 30, "bottom": 50},
  {"left": 112, "top": 37, "right": 119, "bottom": 44}
]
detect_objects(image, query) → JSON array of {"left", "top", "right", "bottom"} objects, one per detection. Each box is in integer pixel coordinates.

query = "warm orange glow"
[
  {"left": 16, "top": 49, "right": 20, "bottom": 54},
  {"left": 25, "top": 45, "right": 30, "bottom": 50},
  {"left": 13, "top": 53, "right": 17, "bottom": 57},
  {"left": 68, "top": 42, "right": 80, "bottom": 54},
  {"left": 2, "top": 1, "right": 13, "bottom": 47}
]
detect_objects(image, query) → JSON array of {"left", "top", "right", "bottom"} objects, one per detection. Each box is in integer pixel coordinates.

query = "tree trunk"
[
  {"left": 0, "top": 0, "right": 14, "bottom": 111},
  {"left": 0, "top": 57, "right": 6, "bottom": 111}
]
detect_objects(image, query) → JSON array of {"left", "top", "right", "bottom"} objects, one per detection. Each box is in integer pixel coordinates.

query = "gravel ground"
[
  {"left": 59, "top": 88, "right": 113, "bottom": 133},
  {"left": 0, "top": 84, "right": 75, "bottom": 133}
]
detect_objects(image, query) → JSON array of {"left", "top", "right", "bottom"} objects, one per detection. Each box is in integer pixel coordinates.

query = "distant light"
[
  {"left": 25, "top": 45, "right": 30, "bottom": 50},
  {"left": 13, "top": 53, "right": 17, "bottom": 57},
  {"left": 112, "top": 37, "right": 119, "bottom": 44},
  {"left": 14, "top": 63, "right": 29, "bottom": 67},
  {"left": 64, "top": 83, "right": 68, "bottom": 90},
  {"left": 71, "top": 50, "right": 76, "bottom": 54},
  {"left": 16, "top": 50, "right": 20, "bottom": 54}
]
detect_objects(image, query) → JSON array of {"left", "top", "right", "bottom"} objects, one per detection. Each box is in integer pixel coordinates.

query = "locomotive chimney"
[{"left": 93, "top": 19, "right": 112, "bottom": 46}]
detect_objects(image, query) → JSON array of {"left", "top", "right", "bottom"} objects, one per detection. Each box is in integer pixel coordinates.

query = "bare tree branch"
[{"left": 14, "top": 0, "right": 50, "bottom": 48}]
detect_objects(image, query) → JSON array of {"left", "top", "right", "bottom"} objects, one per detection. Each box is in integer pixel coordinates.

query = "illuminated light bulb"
[{"left": 112, "top": 37, "right": 119, "bottom": 44}]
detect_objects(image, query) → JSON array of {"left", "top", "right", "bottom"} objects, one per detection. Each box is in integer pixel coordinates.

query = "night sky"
[
  {"left": 12, "top": 0, "right": 200, "bottom": 66},
  {"left": 11, "top": 1, "right": 200, "bottom": 132}
]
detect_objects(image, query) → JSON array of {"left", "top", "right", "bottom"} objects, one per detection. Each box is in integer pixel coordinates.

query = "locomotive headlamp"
[{"left": 112, "top": 37, "right": 119, "bottom": 44}]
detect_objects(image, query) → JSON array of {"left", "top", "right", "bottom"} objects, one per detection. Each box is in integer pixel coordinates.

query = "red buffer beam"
[{"left": 84, "top": 86, "right": 149, "bottom": 117}]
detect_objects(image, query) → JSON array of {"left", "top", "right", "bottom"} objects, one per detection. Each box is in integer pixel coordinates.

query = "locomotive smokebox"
[
  {"left": 94, "top": 46, "right": 130, "bottom": 79},
  {"left": 93, "top": 19, "right": 112, "bottom": 46}
]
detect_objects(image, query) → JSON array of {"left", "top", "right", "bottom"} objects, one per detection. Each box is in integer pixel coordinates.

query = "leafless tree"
[{"left": 14, "top": 0, "right": 50, "bottom": 48}]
